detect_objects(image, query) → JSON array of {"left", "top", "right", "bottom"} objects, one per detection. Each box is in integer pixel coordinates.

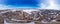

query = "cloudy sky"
[{"left": 0, "top": 0, "right": 60, "bottom": 9}]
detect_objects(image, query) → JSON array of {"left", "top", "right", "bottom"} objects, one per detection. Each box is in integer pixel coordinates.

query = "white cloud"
[
  {"left": 0, "top": 4, "right": 13, "bottom": 10},
  {"left": 39, "top": 0, "right": 60, "bottom": 10}
]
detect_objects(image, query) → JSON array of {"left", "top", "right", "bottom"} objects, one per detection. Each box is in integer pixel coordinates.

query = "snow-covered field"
[{"left": 4, "top": 20, "right": 35, "bottom": 24}]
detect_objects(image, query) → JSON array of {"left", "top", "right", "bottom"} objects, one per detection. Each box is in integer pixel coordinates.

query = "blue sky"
[
  {"left": 0, "top": 0, "right": 60, "bottom": 9},
  {"left": 0, "top": 0, "right": 42, "bottom": 9}
]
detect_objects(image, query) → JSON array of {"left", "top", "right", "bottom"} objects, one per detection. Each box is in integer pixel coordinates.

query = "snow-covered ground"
[
  {"left": 4, "top": 21, "right": 35, "bottom": 24},
  {"left": 4, "top": 19, "right": 35, "bottom": 24}
]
